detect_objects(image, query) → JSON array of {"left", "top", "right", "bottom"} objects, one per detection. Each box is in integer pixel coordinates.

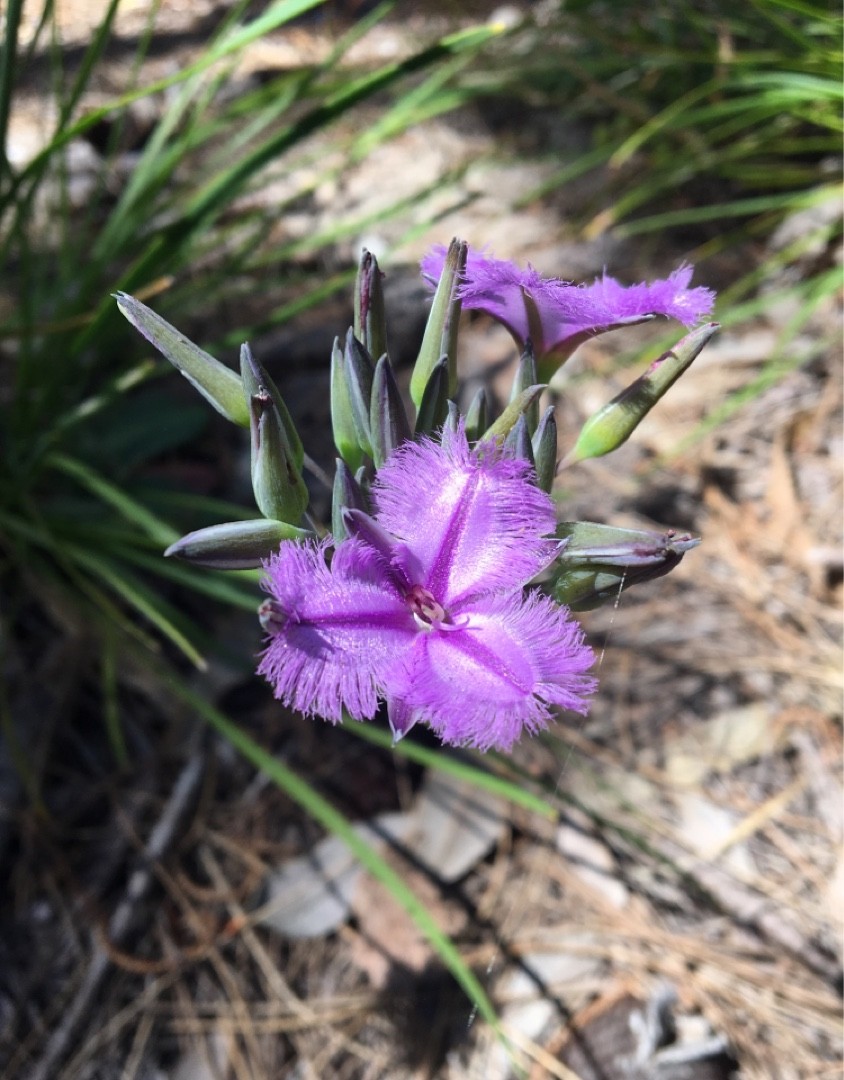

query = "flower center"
[{"left": 406, "top": 584, "right": 447, "bottom": 630}]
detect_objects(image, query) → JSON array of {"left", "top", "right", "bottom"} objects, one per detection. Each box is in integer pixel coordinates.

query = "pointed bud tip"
[{"left": 240, "top": 340, "right": 258, "bottom": 372}]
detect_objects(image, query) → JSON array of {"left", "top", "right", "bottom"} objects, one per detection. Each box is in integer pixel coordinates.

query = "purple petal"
[
  {"left": 257, "top": 539, "right": 416, "bottom": 722},
  {"left": 579, "top": 266, "right": 715, "bottom": 329},
  {"left": 421, "top": 246, "right": 715, "bottom": 358},
  {"left": 386, "top": 696, "right": 419, "bottom": 743},
  {"left": 384, "top": 592, "right": 596, "bottom": 751},
  {"left": 422, "top": 245, "right": 549, "bottom": 349},
  {"left": 373, "top": 425, "right": 557, "bottom": 608}
]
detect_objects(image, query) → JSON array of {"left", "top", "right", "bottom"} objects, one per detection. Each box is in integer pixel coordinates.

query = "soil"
[{"left": 1, "top": 4, "right": 841, "bottom": 1079}]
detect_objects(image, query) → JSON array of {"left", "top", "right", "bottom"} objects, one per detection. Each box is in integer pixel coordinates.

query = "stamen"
[
  {"left": 406, "top": 583, "right": 447, "bottom": 628},
  {"left": 258, "top": 599, "right": 288, "bottom": 633}
]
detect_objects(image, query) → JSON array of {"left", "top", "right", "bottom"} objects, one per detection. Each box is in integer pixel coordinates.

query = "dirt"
[{"left": 1, "top": 4, "right": 841, "bottom": 1079}]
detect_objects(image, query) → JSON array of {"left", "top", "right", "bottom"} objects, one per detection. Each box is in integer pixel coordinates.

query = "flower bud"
[
  {"left": 164, "top": 518, "right": 310, "bottom": 569},
  {"left": 464, "top": 387, "right": 488, "bottom": 443},
  {"left": 414, "top": 356, "right": 450, "bottom": 436},
  {"left": 531, "top": 406, "right": 558, "bottom": 493},
  {"left": 443, "top": 400, "right": 461, "bottom": 436},
  {"left": 342, "top": 507, "right": 398, "bottom": 559},
  {"left": 115, "top": 293, "right": 249, "bottom": 426},
  {"left": 370, "top": 354, "right": 411, "bottom": 467},
  {"left": 411, "top": 238, "right": 466, "bottom": 407},
  {"left": 549, "top": 520, "right": 700, "bottom": 610},
  {"left": 354, "top": 249, "right": 387, "bottom": 363},
  {"left": 240, "top": 344, "right": 304, "bottom": 470},
  {"left": 249, "top": 389, "right": 309, "bottom": 523},
  {"left": 332, "top": 458, "right": 370, "bottom": 539},
  {"left": 331, "top": 336, "right": 363, "bottom": 471},
  {"left": 502, "top": 414, "right": 534, "bottom": 466},
  {"left": 343, "top": 328, "right": 375, "bottom": 458},
  {"left": 561, "top": 323, "right": 719, "bottom": 467},
  {"left": 483, "top": 384, "right": 546, "bottom": 444},
  {"left": 240, "top": 344, "right": 308, "bottom": 524},
  {"left": 510, "top": 341, "right": 539, "bottom": 434}
]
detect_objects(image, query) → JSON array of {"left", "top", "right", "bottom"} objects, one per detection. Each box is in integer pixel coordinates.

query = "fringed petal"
[
  {"left": 258, "top": 539, "right": 415, "bottom": 722},
  {"left": 373, "top": 426, "right": 557, "bottom": 608},
  {"left": 391, "top": 592, "right": 596, "bottom": 751},
  {"left": 421, "top": 246, "right": 715, "bottom": 358}
]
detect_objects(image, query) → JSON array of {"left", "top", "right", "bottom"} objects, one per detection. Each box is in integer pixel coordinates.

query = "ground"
[{"left": 1, "top": 4, "right": 841, "bottom": 1079}]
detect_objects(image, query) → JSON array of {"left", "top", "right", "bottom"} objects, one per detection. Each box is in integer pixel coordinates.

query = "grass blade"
[
  {"left": 0, "top": 0, "right": 24, "bottom": 184},
  {"left": 67, "top": 545, "right": 207, "bottom": 669},
  {"left": 164, "top": 677, "right": 510, "bottom": 1045},
  {"left": 101, "top": 634, "right": 129, "bottom": 769},
  {"left": 47, "top": 454, "right": 180, "bottom": 548},
  {"left": 351, "top": 724, "right": 556, "bottom": 820}
]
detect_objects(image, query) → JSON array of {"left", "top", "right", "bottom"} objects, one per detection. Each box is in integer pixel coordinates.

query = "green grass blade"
[
  {"left": 57, "top": 0, "right": 122, "bottom": 128},
  {"left": 189, "top": 22, "right": 498, "bottom": 225},
  {"left": 0, "top": 0, "right": 24, "bottom": 185},
  {"left": 44, "top": 361, "right": 160, "bottom": 449},
  {"left": 164, "top": 677, "right": 509, "bottom": 1045},
  {"left": 0, "top": 509, "right": 162, "bottom": 654},
  {"left": 615, "top": 183, "right": 841, "bottom": 236},
  {"left": 88, "top": 23, "right": 501, "bottom": 314},
  {"left": 144, "top": 490, "right": 261, "bottom": 523},
  {"left": 5, "top": 0, "right": 328, "bottom": 198},
  {"left": 351, "top": 724, "right": 556, "bottom": 820},
  {"left": 113, "top": 547, "right": 260, "bottom": 612},
  {"left": 0, "top": 666, "right": 45, "bottom": 812},
  {"left": 67, "top": 545, "right": 207, "bottom": 669},
  {"left": 101, "top": 634, "right": 129, "bottom": 769},
  {"left": 47, "top": 454, "right": 180, "bottom": 548},
  {"left": 319, "top": 0, "right": 394, "bottom": 70}
]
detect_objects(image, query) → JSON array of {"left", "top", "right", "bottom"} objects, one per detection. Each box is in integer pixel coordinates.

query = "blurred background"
[{"left": 0, "top": 2, "right": 841, "bottom": 1077}]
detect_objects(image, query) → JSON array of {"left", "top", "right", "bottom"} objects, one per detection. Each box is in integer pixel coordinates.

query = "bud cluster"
[{"left": 116, "top": 239, "right": 716, "bottom": 610}]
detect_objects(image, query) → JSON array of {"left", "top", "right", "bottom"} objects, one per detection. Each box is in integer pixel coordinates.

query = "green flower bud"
[
  {"left": 531, "top": 406, "right": 558, "bottom": 493},
  {"left": 343, "top": 329, "right": 375, "bottom": 458},
  {"left": 483, "top": 384, "right": 546, "bottom": 444},
  {"left": 248, "top": 389, "right": 309, "bottom": 524},
  {"left": 411, "top": 238, "right": 466, "bottom": 408},
  {"left": 354, "top": 249, "right": 387, "bottom": 363},
  {"left": 510, "top": 341, "right": 539, "bottom": 434},
  {"left": 331, "top": 336, "right": 364, "bottom": 472},
  {"left": 240, "top": 344, "right": 304, "bottom": 470},
  {"left": 332, "top": 458, "right": 370, "bottom": 540},
  {"left": 465, "top": 387, "right": 488, "bottom": 443},
  {"left": 443, "top": 400, "right": 461, "bottom": 435},
  {"left": 502, "top": 413, "right": 534, "bottom": 466},
  {"left": 164, "top": 518, "right": 310, "bottom": 569},
  {"left": 414, "top": 356, "right": 450, "bottom": 436},
  {"left": 549, "top": 520, "right": 700, "bottom": 610},
  {"left": 370, "top": 354, "right": 411, "bottom": 468},
  {"left": 561, "top": 323, "right": 719, "bottom": 467},
  {"left": 115, "top": 293, "right": 249, "bottom": 426}
]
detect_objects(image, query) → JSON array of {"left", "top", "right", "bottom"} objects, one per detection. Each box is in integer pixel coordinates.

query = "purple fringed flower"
[
  {"left": 258, "top": 426, "right": 595, "bottom": 751},
  {"left": 421, "top": 246, "right": 715, "bottom": 360}
]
